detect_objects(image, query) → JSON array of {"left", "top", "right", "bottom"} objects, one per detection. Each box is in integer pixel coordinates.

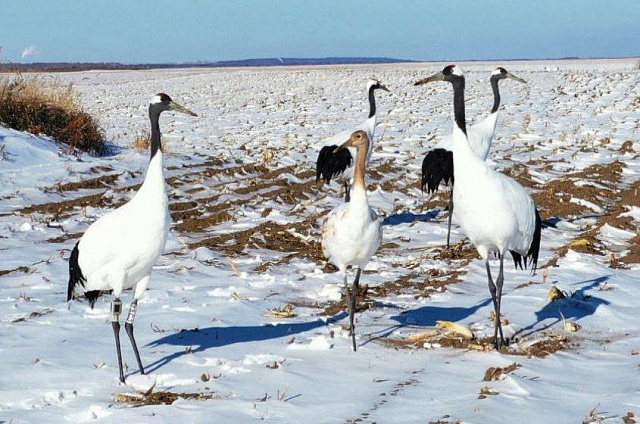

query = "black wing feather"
[
  {"left": 316, "top": 145, "right": 353, "bottom": 184},
  {"left": 421, "top": 148, "right": 454, "bottom": 193},
  {"left": 67, "top": 241, "right": 100, "bottom": 308},
  {"left": 510, "top": 207, "right": 542, "bottom": 272},
  {"left": 67, "top": 241, "right": 86, "bottom": 302}
]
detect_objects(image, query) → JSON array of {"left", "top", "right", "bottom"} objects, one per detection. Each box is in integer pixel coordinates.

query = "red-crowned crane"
[
  {"left": 414, "top": 66, "right": 541, "bottom": 350},
  {"left": 418, "top": 68, "right": 527, "bottom": 247},
  {"left": 67, "top": 93, "right": 197, "bottom": 383},
  {"left": 316, "top": 79, "right": 389, "bottom": 202}
]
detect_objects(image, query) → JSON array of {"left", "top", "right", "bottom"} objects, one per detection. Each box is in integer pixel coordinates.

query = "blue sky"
[{"left": 1, "top": 0, "right": 638, "bottom": 63}]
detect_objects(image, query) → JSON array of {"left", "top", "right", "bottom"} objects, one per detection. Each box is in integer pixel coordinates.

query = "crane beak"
[
  {"left": 333, "top": 139, "right": 351, "bottom": 153},
  {"left": 506, "top": 73, "right": 527, "bottom": 84},
  {"left": 169, "top": 101, "right": 198, "bottom": 117},
  {"left": 413, "top": 72, "right": 445, "bottom": 86},
  {"left": 379, "top": 84, "right": 390, "bottom": 93}
]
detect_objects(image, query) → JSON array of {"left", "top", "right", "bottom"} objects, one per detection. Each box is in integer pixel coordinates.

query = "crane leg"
[
  {"left": 485, "top": 260, "right": 500, "bottom": 348},
  {"left": 446, "top": 191, "right": 454, "bottom": 249},
  {"left": 111, "top": 298, "right": 125, "bottom": 383},
  {"left": 125, "top": 299, "right": 145, "bottom": 376},
  {"left": 343, "top": 273, "right": 351, "bottom": 335},
  {"left": 495, "top": 255, "right": 507, "bottom": 349},
  {"left": 349, "top": 268, "right": 362, "bottom": 352}
]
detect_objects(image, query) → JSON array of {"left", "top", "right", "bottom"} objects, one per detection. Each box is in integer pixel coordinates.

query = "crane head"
[
  {"left": 413, "top": 64, "right": 464, "bottom": 86},
  {"left": 150, "top": 93, "right": 198, "bottom": 116},
  {"left": 491, "top": 67, "right": 527, "bottom": 84},
  {"left": 367, "top": 79, "right": 390, "bottom": 93},
  {"left": 334, "top": 130, "right": 369, "bottom": 153}
]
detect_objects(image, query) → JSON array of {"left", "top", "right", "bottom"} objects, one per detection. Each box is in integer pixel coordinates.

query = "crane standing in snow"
[
  {"left": 322, "top": 130, "right": 382, "bottom": 351},
  {"left": 414, "top": 66, "right": 541, "bottom": 349},
  {"left": 316, "top": 79, "right": 389, "bottom": 202},
  {"left": 417, "top": 68, "right": 527, "bottom": 248},
  {"left": 67, "top": 93, "right": 197, "bottom": 383}
]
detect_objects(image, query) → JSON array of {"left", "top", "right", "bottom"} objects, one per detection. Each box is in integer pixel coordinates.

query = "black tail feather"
[
  {"left": 316, "top": 145, "right": 353, "bottom": 184},
  {"left": 421, "top": 148, "right": 454, "bottom": 193},
  {"left": 510, "top": 208, "right": 542, "bottom": 272},
  {"left": 68, "top": 240, "right": 105, "bottom": 309},
  {"left": 84, "top": 291, "right": 101, "bottom": 308},
  {"left": 67, "top": 241, "right": 86, "bottom": 302}
]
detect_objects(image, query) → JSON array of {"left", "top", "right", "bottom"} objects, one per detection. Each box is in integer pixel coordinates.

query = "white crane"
[
  {"left": 316, "top": 79, "right": 389, "bottom": 202},
  {"left": 414, "top": 65, "right": 541, "bottom": 350},
  {"left": 67, "top": 93, "right": 197, "bottom": 383},
  {"left": 418, "top": 67, "right": 527, "bottom": 247},
  {"left": 322, "top": 130, "right": 382, "bottom": 351}
]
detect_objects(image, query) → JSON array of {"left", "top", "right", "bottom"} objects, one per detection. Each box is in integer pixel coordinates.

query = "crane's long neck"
[
  {"left": 451, "top": 74, "right": 486, "bottom": 184},
  {"left": 140, "top": 107, "right": 167, "bottom": 200},
  {"left": 352, "top": 139, "right": 370, "bottom": 197},
  {"left": 368, "top": 86, "right": 376, "bottom": 118},
  {"left": 490, "top": 75, "right": 501, "bottom": 114},
  {"left": 149, "top": 107, "right": 162, "bottom": 161},
  {"left": 452, "top": 78, "right": 467, "bottom": 136}
]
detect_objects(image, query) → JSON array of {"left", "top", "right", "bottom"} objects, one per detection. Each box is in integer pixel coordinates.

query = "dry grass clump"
[
  {"left": 131, "top": 130, "right": 150, "bottom": 151},
  {"left": 0, "top": 74, "right": 105, "bottom": 155},
  {"left": 112, "top": 382, "right": 226, "bottom": 406}
]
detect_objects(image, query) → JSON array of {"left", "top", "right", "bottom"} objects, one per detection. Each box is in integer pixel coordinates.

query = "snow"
[{"left": 1, "top": 58, "right": 640, "bottom": 423}]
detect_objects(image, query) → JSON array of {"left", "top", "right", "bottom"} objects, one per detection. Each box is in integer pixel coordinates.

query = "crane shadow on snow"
[
  {"left": 542, "top": 215, "right": 602, "bottom": 228},
  {"left": 382, "top": 210, "right": 439, "bottom": 227},
  {"left": 362, "top": 298, "right": 493, "bottom": 345},
  {"left": 514, "top": 275, "right": 611, "bottom": 339},
  {"left": 364, "top": 276, "right": 611, "bottom": 346},
  {"left": 144, "top": 312, "right": 347, "bottom": 374}
]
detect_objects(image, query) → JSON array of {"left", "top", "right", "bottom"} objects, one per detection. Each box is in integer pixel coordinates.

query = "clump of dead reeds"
[
  {"left": 0, "top": 74, "right": 105, "bottom": 155},
  {"left": 131, "top": 129, "right": 150, "bottom": 151},
  {"left": 112, "top": 382, "right": 227, "bottom": 406}
]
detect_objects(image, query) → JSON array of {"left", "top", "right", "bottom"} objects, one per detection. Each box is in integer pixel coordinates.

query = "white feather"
[
  {"left": 451, "top": 125, "right": 535, "bottom": 259},
  {"left": 321, "top": 186, "right": 382, "bottom": 273},
  {"left": 435, "top": 109, "right": 498, "bottom": 161},
  {"left": 77, "top": 152, "right": 169, "bottom": 298}
]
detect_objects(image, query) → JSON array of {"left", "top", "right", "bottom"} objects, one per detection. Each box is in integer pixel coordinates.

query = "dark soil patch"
[
  {"left": 0, "top": 266, "right": 30, "bottom": 277},
  {"left": 533, "top": 161, "right": 624, "bottom": 219},
  {"left": 370, "top": 268, "right": 464, "bottom": 300},
  {"left": 46, "top": 173, "right": 121, "bottom": 193},
  {"left": 189, "top": 217, "right": 323, "bottom": 262},
  {"left": 17, "top": 191, "right": 123, "bottom": 219},
  {"left": 47, "top": 232, "right": 83, "bottom": 244},
  {"left": 438, "top": 240, "right": 479, "bottom": 261},
  {"left": 321, "top": 284, "right": 371, "bottom": 316}
]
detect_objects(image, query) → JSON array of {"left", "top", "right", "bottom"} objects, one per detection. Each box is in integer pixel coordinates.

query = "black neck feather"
[
  {"left": 368, "top": 86, "right": 376, "bottom": 118},
  {"left": 149, "top": 106, "right": 162, "bottom": 160},
  {"left": 490, "top": 75, "right": 501, "bottom": 114},
  {"left": 452, "top": 77, "right": 467, "bottom": 135}
]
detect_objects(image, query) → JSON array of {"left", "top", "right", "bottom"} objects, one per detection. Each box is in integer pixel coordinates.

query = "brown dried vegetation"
[{"left": 0, "top": 75, "right": 105, "bottom": 154}]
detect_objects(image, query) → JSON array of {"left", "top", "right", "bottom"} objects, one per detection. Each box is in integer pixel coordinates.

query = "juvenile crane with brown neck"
[{"left": 321, "top": 130, "right": 382, "bottom": 351}]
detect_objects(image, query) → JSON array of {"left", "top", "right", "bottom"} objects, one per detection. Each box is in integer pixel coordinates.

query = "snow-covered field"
[{"left": 1, "top": 58, "right": 640, "bottom": 423}]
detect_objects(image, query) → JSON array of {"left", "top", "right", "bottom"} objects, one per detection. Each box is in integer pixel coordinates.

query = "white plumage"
[
  {"left": 76, "top": 152, "right": 169, "bottom": 298},
  {"left": 415, "top": 65, "right": 540, "bottom": 350},
  {"left": 316, "top": 79, "right": 389, "bottom": 202},
  {"left": 451, "top": 124, "right": 537, "bottom": 260},
  {"left": 322, "top": 130, "right": 382, "bottom": 351},
  {"left": 67, "top": 93, "right": 196, "bottom": 383},
  {"left": 418, "top": 67, "right": 527, "bottom": 247},
  {"left": 322, "top": 196, "right": 382, "bottom": 272},
  {"left": 433, "top": 109, "right": 498, "bottom": 162}
]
